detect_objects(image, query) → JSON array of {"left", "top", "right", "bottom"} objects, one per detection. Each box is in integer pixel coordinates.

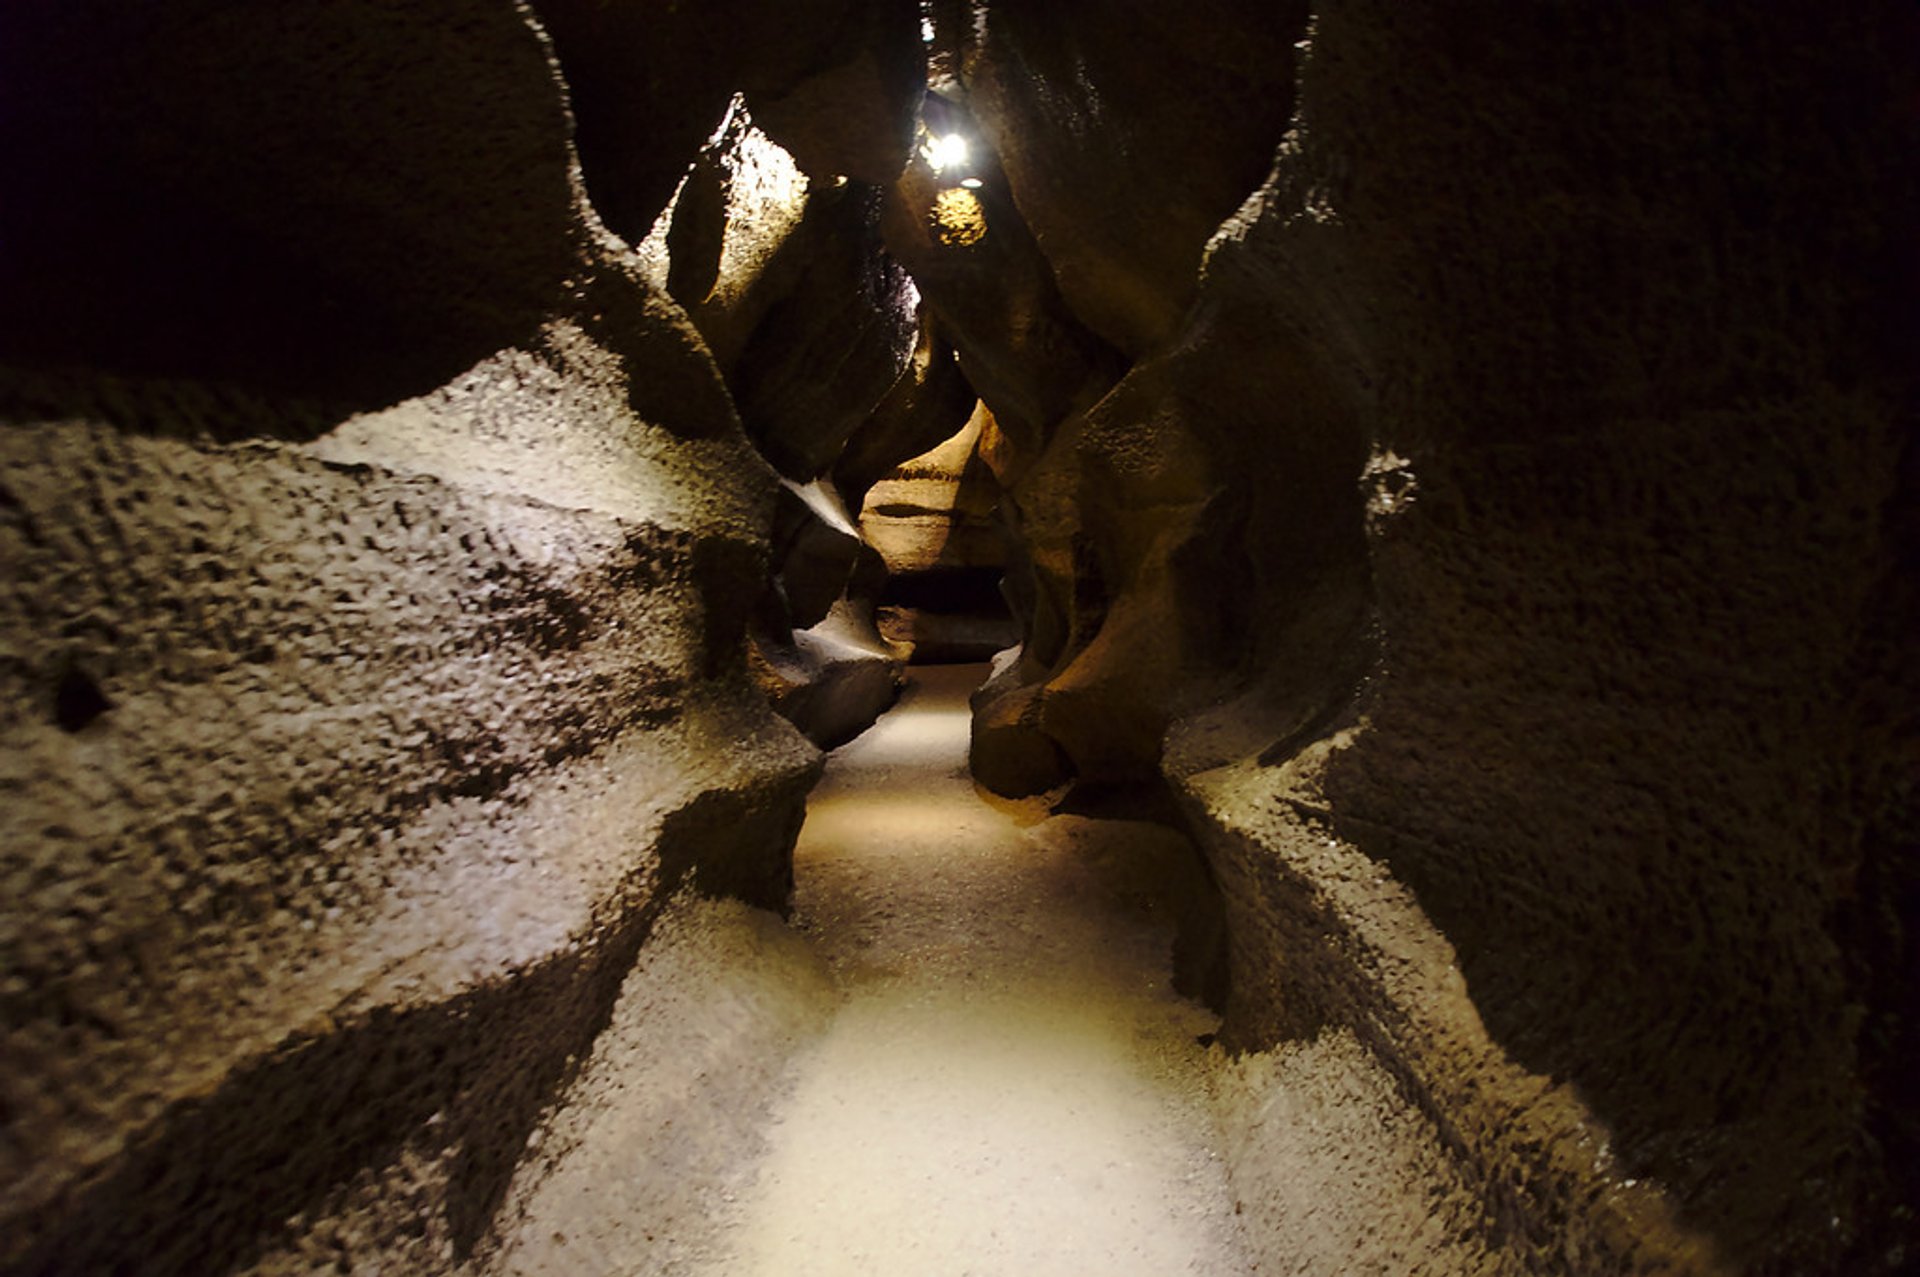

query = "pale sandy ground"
[
  {"left": 697, "top": 664, "right": 1257, "bottom": 1277},
  {"left": 491, "top": 662, "right": 1496, "bottom": 1277}
]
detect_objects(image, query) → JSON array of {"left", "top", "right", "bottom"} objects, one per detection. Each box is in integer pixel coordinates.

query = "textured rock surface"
[
  {"left": 0, "top": 3, "right": 821, "bottom": 1273},
  {"left": 485, "top": 894, "right": 836, "bottom": 1277},
  {"left": 750, "top": 488, "right": 906, "bottom": 752},
  {"left": 640, "top": 103, "right": 924, "bottom": 751},
  {"left": 664, "top": 128, "right": 920, "bottom": 483},
  {"left": 0, "top": 1, "right": 577, "bottom": 410},
  {"left": 750, "top": 598, "right": 908, "bottom": 751},
  {"left": 930, "top": 0, "right": 1917, "bottom": 1272},
  {"left": 959, "top": 0, "right": 1306, "bottom": 358},
  {"left": 859, "top": 405, "right": 1004, "bottom": 578},
  {"left": 727, "top": 181, "right": 920, "bottom": 483},
  {"left": 3, "top": 0, "right": 1914, "bottom": 1274},
  {"left": 1183, "top": 8, "right": 1914, "bottom": 1271}
]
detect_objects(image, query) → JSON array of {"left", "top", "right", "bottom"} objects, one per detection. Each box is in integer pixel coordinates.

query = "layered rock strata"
[{"left": 860, "top": 405, "right": 1021, "bottom": 663}]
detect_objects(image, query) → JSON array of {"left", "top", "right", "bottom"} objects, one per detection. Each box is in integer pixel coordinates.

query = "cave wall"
[
  {"left": 0, "top": 3, "right": 845, "bottom": 1271},
  {"left": 931, "top": 1, "right": 1916, "bottom": 1272},
  {"left": 1194, "top": 10, "right": 1918, "bottom": 1273},
  {"left": 634, "top": 81, "right": 965, "bottom": 745},
  {"left": 3, "top": 0, "right": 1914, "bottom": 1273}
]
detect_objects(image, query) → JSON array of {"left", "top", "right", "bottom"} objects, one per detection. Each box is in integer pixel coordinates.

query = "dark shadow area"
[
  {"left": 878, "top": 565, "right": 1008, "bottom": 614},
  {"left": 1052, "top": 779, "right": 1233, "bottom": 1014},
  {"left": 877, "top": 564, "right": 1020, "bottom": 665},
  {"left": 0, "top": 0, "right": 581, "bottom": 427},
  {"left": 0, "top": 780, "right": 806, "bottom": 1277}
]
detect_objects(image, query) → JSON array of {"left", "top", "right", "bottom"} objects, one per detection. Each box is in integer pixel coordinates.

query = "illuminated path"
[{"left": 703, "top": 665, "right": 1254, "bottom": 1276}]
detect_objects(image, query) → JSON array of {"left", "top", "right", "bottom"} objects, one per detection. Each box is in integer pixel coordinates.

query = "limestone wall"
[
  {"left": 927, "top": 2, "right": 1917, "bottom": 1271},
  {"left": 3, "top": 1, "right": 1913, "bottom": 1272},
  {"left": 0, "top": 3, "right": 826, "bottom": 1271}
]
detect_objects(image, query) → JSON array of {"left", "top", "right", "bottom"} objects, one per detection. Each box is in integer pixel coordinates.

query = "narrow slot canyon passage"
[
  {"left": 2, "top": 3, "right": 1914, "bottom": 1276},
  {"left": 704, "top": 664, "right": 1246, "bottom": 1276}
]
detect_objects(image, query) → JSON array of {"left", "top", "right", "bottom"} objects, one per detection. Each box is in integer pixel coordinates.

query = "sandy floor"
[{"left": 698, "top": 664, "right": 1255, "bottom": 1277}]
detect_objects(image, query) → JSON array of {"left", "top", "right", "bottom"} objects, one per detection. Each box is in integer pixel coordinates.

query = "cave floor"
[{"left": 699, "top": 664, "right": 1254, "bottom": 1276}]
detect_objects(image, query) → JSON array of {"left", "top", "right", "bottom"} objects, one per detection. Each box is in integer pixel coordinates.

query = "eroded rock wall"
[
  {"left": 0, "top": 3, "right": 829, "bottom": 1271},
  {"left": 4, "top": 0, "right": 1913, "bottom": 1272},
  {"left": 640, "top": 106, "right": 929, "bottom": 745},
  {"left": 1218, "top": 11, "right": 1917, "bottom": 1271},
  {"left": 859, "top": 404, "right": 1021, "bottom": 664},
  {"left": 926, "top": 1, "right": 1916, "bottom": 1272}
]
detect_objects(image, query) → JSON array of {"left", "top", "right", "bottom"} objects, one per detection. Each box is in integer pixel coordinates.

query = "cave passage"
[
  {"left": 1, "top": 3, "right": 1910, "bottom": 1274},
  {"left": 698, "top": 664, "right": 1251, "bottom": 1275}
]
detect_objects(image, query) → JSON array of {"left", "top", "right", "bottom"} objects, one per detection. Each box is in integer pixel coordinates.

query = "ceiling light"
[{"left": 921, "top": 132, "right": 970, "bottom": 174}]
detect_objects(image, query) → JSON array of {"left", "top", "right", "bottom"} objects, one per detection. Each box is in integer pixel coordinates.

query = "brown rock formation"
[
  {"left": 647, "top": 109, "right": 930, "bottom": 745},
  {"left": 859, "top": 405, "right": 1004, "bottom": 579},
  {"left": 2, "top": 1, "right": 1914, "bottom": 1274},
  {"left": 860, "top": 405, "right": 1020, "bottom": 664},
  {"left": 833, "top": 313, "right": 983, "bottom": 519},
  {"left": 958, "top": 0, "right": 1308, "bottom": 358},
  {"left": 934, "top": 0, "right": 1918, "bottom": 1271},
  {"left": 878, "top": 93, "right": 1126, "bottom": 460},
  {"left": 748, "top": 482, "right": 908, "bottom": 749},
  {"left": 0, "top": 3, "right": 819, "bottom": 1272}
]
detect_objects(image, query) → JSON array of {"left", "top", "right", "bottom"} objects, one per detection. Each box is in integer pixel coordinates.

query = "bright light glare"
[
  {"left": 922, "top": 132, "right": 970, "bottom": 173},
  {"left": 959, "top": 177, "right": 983, "bottom": 190}
]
